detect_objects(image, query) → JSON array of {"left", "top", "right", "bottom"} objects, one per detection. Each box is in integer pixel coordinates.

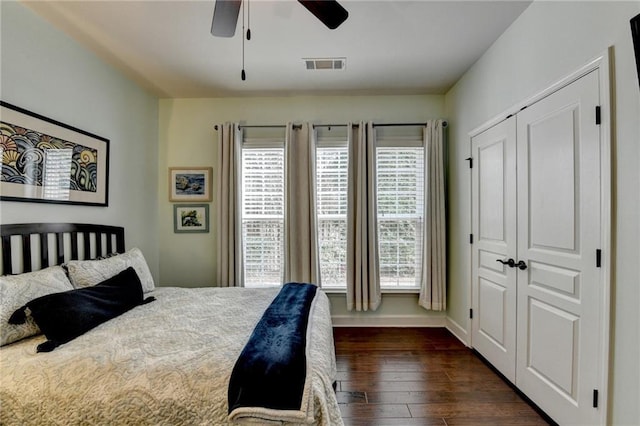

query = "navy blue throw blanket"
[{"left": 228, "top": 283, "right": 318, "bottom": 413}]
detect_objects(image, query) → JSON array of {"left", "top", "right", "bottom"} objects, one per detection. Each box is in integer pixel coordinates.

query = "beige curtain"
[
  {"left": 215, "top": 122, "right": 243, "bottom": 287},
  {"left": 346, "top": 122, "right": 381, "bottom": 311},
  {"left": 419, "top": 119, "right": 447, "bottom": 310},
  {"left": 283, "top": 123, "right": 321, "bottom": 284}
]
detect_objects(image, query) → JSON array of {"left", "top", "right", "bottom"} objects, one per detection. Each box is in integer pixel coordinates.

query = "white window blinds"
[
  {"left": 241, "top": 148, "right": 284, "bottom": 287},
  {"left": 239, "top": 129, "right": 428, "bottom": 292},
  {"left": 316, "top": 146, "right": 348, "bottom": 288},
  {"left": 376, "top": 147, "right": 425, "bottom": 288}
]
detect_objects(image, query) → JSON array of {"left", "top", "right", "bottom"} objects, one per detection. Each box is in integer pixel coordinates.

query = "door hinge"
[
  {"left": 596, "top": 249, "right": 602, "bottom": 268},
  {"left": 593, "top": 389, "right": 599, "bottom": 408},
  {"left": 595, "top": 106, "right": 601, "bottom": 125},
  {"left": 470, "top": 234, "right": 474, "bottom": 244},
  {"left": 469, "top": 308, "right": 473, "bottom": 319},
  {"left": 465, "top": 157, "right": 473, "bottom": 168}
]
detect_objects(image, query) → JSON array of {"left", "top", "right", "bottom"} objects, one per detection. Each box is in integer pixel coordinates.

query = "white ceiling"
[{"left": 24, "top": 0, "right": 532, "bottom": 98}]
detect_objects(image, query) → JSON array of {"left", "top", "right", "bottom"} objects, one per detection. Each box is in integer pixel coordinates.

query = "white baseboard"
[
  {"left": 332, "top": 314, "right": 446, "bottom": 328},
  {"left": 330, "top": 314, "right": 470, "bottom": 348},
  {"left": 445, "top": 316, "right": 470, "bottom": 347}
]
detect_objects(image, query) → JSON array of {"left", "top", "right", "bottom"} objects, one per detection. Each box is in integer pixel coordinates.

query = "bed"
[{"left": 0, "top": 223, "right": 342, "bottom": 425}]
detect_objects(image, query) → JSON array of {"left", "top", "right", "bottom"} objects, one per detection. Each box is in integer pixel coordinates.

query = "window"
[
  {"left": 316, "top": 144, "right": 348, "bottom": 288},
  {"left": 240, "top": 133, "right": 425, "bottom": 292},
  {"left": 241, "top": 145, "right": 284, "bottom": 287},
  {"left": 376, "top": 145, "right": 424, "bottom": 289},
  {"left": 315, "top": 138, "right": 425, "bottom": 291}
]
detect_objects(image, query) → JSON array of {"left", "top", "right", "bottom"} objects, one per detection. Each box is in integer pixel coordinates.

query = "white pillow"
[
  {"left": 65, "top": 247, "right": 155, "bottom": 293},
  {"left": 0, "top": 266, "right": 74, "bottom": 346}
]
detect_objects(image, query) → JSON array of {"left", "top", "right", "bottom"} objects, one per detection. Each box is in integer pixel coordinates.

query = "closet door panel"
[
  {"left": 471, "top": 116, "right": 517, "bottom": 382},
  {"left": 516, "top": 69, "right": 601, "bottom": 425},
  {"left": 527, "top": 107, "right": 578, "bottom": 252},
  {"left": 527, "top": 298, "right": 579, "bottom": 389}
]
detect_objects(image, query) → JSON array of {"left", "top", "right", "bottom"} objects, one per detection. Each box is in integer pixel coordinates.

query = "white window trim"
[
  {"left": 316, "top": 140, "right": 349, "bottom": 289},
  {"left": 376, "top": 135, "right": 423, "bottom": 148},
  {"left": 240, "top": 133, "right": 427, "bottom": 294},
  {"left": 240, "top": 138, "right": 285, "bottom": 288},
  {"left": 316, "top": 135, "right": 427, "bottom": 294},
  {"left": 316, "top": 136, "right": 348, "bottom": 148},
  {"left": 376, "top": 143, "right": 425, "bottom": 291},
  {"left": 242, "top": 138, "right": 284, "bottom": 148}
]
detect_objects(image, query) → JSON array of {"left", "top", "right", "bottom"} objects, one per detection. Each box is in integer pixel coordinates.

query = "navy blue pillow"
[{"left": 9, "top": 266, "right": 155, "bottom": 352}]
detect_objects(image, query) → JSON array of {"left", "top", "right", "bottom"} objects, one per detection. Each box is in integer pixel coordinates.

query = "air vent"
[{"left": 304, "top": 57, "right": 346, "bottom": 71}]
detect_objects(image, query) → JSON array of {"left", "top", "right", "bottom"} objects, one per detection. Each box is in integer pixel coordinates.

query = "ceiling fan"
[{"left": 211, "top": 0, "right": 349, "bottom": 37}]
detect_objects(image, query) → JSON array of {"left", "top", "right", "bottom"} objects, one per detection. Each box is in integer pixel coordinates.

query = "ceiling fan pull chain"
[
  {"left": 246, "top": 0, "right": 251, "bottom": 40},
  {"left": 241, "top": 0, "right": 246, "bottom": 81}
]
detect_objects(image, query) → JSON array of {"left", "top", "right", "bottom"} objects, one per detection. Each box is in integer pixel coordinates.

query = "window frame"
[
  {"left": 239, "top": 137, "right": 285, "bottom": 288},
  {"left": 315, "top": 137, "right": 349, "bottom": 290},
  {"left": 237, "top": 133, "right": 426, "bottom": 295},
  {"left": 375, "top": 136, "right": 425, "bottom": 293}
]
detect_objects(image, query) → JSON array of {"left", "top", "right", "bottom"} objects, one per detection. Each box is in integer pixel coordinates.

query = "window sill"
[
  {"left": 382, "top": 288, "right": 421, "bottom": 294},
  {"left": 321, "top": 287, "right": 421, "bottom": 295}
]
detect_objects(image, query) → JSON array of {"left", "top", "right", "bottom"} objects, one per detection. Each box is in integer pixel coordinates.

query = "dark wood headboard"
[{"left": 1, "top": 223, "right": 125, "bottom": 275}]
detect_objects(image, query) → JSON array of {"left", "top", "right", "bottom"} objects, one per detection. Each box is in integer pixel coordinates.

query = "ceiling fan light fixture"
[
  {"left": 298, "top": 0, "right": 349, "bottom": 30},
  {"left": 212, "top": 0, "right": 348, "bottom": 38},
  {"left": 211, "top": 0, "right": 241, "bottom": 37}
]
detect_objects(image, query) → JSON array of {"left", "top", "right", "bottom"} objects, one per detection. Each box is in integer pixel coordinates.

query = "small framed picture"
[
  {"left": 169, "top": 167, "right": 212, "bottom": 202},
  {"left": 174, "top": 204, "right": 209, "bottom": 233}
]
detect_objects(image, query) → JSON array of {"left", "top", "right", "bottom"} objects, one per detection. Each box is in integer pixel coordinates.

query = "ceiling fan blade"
[
  {"left": 211, "top": 0, "right": 242, "bottom": 37},
  {"left": 298, "top": 0, "right": 348, "bottom": 30}
]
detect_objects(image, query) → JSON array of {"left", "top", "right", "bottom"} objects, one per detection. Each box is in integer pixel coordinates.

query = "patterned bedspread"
[{"left": 0, "top": 287, "right": 342, "bottom": 425}]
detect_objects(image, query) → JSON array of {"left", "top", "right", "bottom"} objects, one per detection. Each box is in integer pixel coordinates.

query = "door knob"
[
  {"left": 516, "top": 260, "right": 527, "bottom": 270},
  {"left": 496, "top": 258, "right": 516, "bottom": 268}
]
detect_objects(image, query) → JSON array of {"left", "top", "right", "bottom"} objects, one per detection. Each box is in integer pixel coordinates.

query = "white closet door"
[
  {"left": 471, "top": 116, "right": 517, "bottom": 382},
  {"left": 515, "top": 70, "right": 602, "bottom": 425}
]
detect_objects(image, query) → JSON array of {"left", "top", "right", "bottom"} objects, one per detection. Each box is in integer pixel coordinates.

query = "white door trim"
[
  {"left": 469, "top": 49, "right": 611, "bottom": 138},
  {"left": 467, "top": 48, "right": 612, "bottom": 425}
]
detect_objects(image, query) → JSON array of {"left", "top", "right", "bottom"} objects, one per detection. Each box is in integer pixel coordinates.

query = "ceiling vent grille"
[{"left": 304, "top": 58, "right": 346, "bottom": 71}]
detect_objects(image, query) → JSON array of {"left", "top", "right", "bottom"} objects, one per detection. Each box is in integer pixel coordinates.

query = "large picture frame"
[
  {"left": 169, "top": 167, "right": 213, "bottom": 202},
  {"left": 173, "top": 204, "right": 210, "bottom": 233},
  {"left": 0, "top": 101, "right": 109, "bottom": 206},
  {"left": 632, "top": 13, "right": 640, "bottom": 89}
]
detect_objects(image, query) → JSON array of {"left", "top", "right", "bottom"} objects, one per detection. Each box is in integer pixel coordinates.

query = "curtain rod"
[
  {"left": 214, "top": 121, "right": 448, "bottom": 131},
  {"left": 374, "top": 121, "right": 448, "bottom": 128},
  {"left": 313, "top": 121, "right": 448, "bottom": 129},
  {"left": 312, "top": 123, "right": 356, "bottom": 129},
  {"left": 212, "top": 124, "right": 301, "bottom": 130}
]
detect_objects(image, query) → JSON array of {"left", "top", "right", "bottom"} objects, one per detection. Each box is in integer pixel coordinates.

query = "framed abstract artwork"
[
  {"left": 173, "top": 204, "right": 209, "bottom": 233},
  {"left": 169, "top": 167, "right": 213, "bottom": 202},
  {"left": 632, "top": 13, "right": 640, "bottom": 89},
  {"left": 0, "top": 101, "right": 110, "bottom": 206}
]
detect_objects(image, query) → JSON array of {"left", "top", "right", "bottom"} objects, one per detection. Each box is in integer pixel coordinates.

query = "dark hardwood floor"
[{"left": 333, "top": 327, "right": 552, "bottom": 426}]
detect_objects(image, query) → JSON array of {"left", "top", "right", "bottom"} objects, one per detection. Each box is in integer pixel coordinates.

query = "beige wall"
[
  {"left": 0, "top": 3, "right": 160, "bottom": 278},
  {"left": 445, "top": 2, "right": 640, "bottom": 423},
  {"left": 158, "top": 95, "right": 446, "bottom": 322}
]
